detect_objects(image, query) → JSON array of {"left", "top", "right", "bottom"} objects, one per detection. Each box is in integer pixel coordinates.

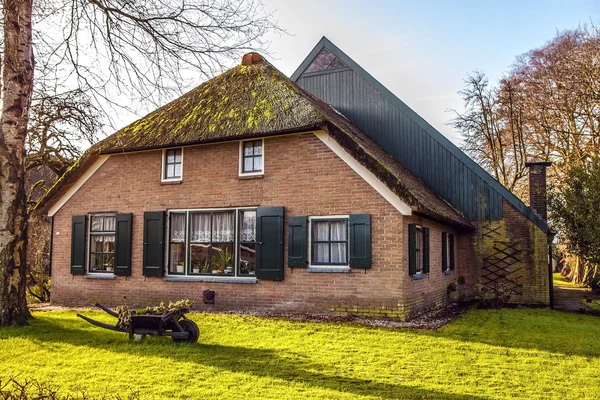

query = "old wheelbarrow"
[{"left": 77, "top": 303, "right": 200, "bottom": 343}]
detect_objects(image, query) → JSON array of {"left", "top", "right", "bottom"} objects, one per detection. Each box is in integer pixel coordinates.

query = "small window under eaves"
[{"left": 304, "top": 48, "right": 347, "bottom": 74}]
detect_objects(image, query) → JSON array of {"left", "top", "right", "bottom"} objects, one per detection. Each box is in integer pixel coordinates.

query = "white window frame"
[
  {"left": 88, "top": 213, "right": 117, "bottom": 275},
  {"left": 239, "top": 138, "right": 264, "bottom": 177},
  {"left": 161, "top": 147, "right": 184, "bottom": 182},
  {"left": 165, "top": 207, "right": 258, "bottom": 278},
  {"left": 308, "top": 215, "right": 350, "bottom": 269}
]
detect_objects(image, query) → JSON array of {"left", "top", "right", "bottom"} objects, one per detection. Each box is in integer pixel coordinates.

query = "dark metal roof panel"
[{"left": 293, "top": 37, "right": 544, "bottom": 231}]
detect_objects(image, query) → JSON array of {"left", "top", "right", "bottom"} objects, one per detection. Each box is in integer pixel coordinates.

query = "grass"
[
  {"left": 1, "top": 309, "right": 599, "bottom": 399},
  {"left": 553, "top": 272, "right": 581, "bottom": 288}
]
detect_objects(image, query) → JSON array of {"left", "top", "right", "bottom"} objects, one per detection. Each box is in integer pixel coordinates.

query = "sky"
[{"left": 256, "top": 0, "right": 599, "bottom": 144}]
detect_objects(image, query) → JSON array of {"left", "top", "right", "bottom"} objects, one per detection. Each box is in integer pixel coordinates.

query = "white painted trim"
[
  {"left": 238, "top": 138, "right": 265, "bottom": 177},
  {"left": 161, "top": 147, "right": 184, "bottom": 182},
  {"left": 308, "top": 215, "right": 350, "bottom": 268},
  {"left": 48, "top": 155, "right": 110, "bottom": 217},
  {"left": 313, "top": 131, "right": 412, "bottom": 215}
]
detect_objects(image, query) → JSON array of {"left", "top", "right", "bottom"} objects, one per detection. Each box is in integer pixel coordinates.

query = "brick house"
[{"left": 38, "top": 38, "right": 551, "bottom": 320}]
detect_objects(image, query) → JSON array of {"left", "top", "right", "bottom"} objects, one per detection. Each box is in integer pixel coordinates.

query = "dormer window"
[
  {"left": 162, "top": 148, "right": 183, "bottom": 181},
  {"left": 239, "top": 139, "right": 264, "bottom": 176}
]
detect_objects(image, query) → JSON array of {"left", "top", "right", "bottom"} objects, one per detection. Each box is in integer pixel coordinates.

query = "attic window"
[
  {"left": 304, "top": 48, "right": 347, "bottom": 74},
  {"left": 163, "top": 148, "right": 183, "bottom": 181},
  {"left": 240, "top": 139, "right": 264, "bottom": 176}
]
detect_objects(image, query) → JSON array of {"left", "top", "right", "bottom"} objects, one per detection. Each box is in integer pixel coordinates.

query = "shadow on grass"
[
  {"left": 0, "top": 315, "right": 485, "bottom": 400},
  {"left": 423, "top": 308, "right": 600, "bottom": 358}
]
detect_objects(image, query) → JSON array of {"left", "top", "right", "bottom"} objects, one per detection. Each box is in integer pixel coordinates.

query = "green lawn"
[
  {"left": 1, "top": 309, "right": 599, "bottom": 399},
  {"left": 553, "top": 272, "right": 581, "bottom": 288}
]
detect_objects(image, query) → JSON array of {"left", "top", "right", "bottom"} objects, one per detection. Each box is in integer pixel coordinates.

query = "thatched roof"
[{"left": 38, "top": 54, "right": 472, "bottom": 229}]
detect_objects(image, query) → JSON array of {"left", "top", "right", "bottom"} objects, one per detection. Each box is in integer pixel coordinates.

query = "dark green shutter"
[
  {"left": 442, "top": 232, "right": 448, "bottom": 272},
  {"left": 288, "top": 216, "right": 307, "bottom": 268},
  {"left": 423, "top": 227, "right": 430, "bottom": 274},
  {"left": 143, "top": 211, "right": 165, "bottom": 277},
  {"left": 256, "top": 206, "right": 284, "bottom": 280},
  {"left": 114, "top": 213, "right": 133, "bottom": 276},
  {"left": 71, "top": 215, "right": 86, "bottom": 275},
  {"left": 349, "top": 214, "right": 371, "bottom": 268},
  {"left": 408, "top": 224, "right": 416, "bottom": 276},
  {"left": 449, "top": 234, "right": 455, "bottom": 271}
]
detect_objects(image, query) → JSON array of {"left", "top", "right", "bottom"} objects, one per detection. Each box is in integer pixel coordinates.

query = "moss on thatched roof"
[
  {"left": 94, "top": 60, "right": 324, "bottom": 154},
  {"left": 38, "top": 55, "right": 472, "bottom": 229}
]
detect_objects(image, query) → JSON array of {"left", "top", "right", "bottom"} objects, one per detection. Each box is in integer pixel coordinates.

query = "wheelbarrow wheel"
[{"left": 173, "top": 319, "right": 199, "bottom": 343}]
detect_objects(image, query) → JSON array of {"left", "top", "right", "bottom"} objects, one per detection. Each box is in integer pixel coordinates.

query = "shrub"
[{"left": 0, "top": 377, "right": 140, "bottom": 400}]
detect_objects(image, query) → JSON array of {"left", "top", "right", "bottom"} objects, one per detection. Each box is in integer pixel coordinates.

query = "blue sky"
[{"left": 262, "top": 0, "right": 599, "bottom": 143}]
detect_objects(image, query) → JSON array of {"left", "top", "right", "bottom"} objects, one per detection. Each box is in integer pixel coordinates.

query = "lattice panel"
[{"left": 480, "top": 223, "right": 524, "bottom": 296}]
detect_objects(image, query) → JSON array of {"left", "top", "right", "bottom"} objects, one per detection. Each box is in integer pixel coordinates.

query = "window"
[
  {"left": 414, "top": 226, "right": 423, "bottom": 274},
  {"left": 409, "top": 224, "right": 429, "bottom": 277},
  {"left": 163, "top": 148, "right": 182, "bottom": 181},
  {"left": 311, "top": 218, "right": 348, "bottom": 266},
  {"left": 89, "top": 214, "right": 116, "bottom": 273},
  {"left": 189, "top": 212, "right": 235, "bottom": 275},
  {"left": 240, "top": 140, "right": 263, "bottom": 175},
  {"left": 239, "top": 210, "right": 257, "bottom": 275},
  {"left": 442, "top": 232, "right": 455, "bottom": 273},
  {"left": 169, "top": 213, "right": 186, "bottom": 274},
  {"left": 167, "top": 208, "right": 256, "bottom": 277},
  {"left": 304, "top": 48, "right": 347, "bottom": 74}
]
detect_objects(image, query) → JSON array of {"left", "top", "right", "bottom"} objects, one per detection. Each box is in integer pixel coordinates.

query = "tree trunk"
[{"left": 0, "top": 0, "right": 34, "bottom": 326}]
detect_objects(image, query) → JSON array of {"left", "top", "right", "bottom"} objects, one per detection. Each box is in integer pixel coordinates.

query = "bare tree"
[
  {"left": 0, "top": 0, "right": 281, "bottom": 326},
  {"left": 451, "top": 23, "right": 600, "bottom": 287},
  {"left": 449, "top": 71, "right": 529, "bottom": 198}
]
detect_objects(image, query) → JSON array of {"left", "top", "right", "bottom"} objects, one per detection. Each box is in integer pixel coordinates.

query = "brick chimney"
[{"left": 525, "top": 161, "right": 552, "bottom": 221}]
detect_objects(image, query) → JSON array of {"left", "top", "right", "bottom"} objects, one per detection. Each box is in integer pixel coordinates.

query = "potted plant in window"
[
  {"left": 191, "top": 260, "right": 201, "bottom": 274},
  {"left": 219, "top": 248, "right": 233, "bottom": 275},
  {"left": 105, "top": 256, "right": 114, "bottom": 272},
  {"left": 176, "top": 261, "right": 185, "bottom": 274},
  {"left": 201, "top": 258, "right": 210, "bottom": 274}
]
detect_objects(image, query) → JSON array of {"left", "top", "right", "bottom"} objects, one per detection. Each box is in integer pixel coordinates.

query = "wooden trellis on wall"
[{"left": 480, "top": 223, "right": 524, "bottom": 296}]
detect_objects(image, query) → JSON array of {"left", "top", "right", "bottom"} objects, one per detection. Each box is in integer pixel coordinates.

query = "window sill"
[
  {"left": 85, "top": 274, "right": 116, "bottom": 280},
  {"left": 411, "top": 273, "right": 427, "bottom": 280},
  {"left": 307, "top": 267, "right": 351, "bottom": 273},
  {"left": 443, "top": 270, "right": 454, "bottom": 276},
  {"left": 238, "top": 174, "right": 264, "bottom": 180},
  {"left": 164, "top": 275, "right": 257, "bottom": 284},
  {"left": 160, "top": 180, "right": 182, "bottom": 185}
]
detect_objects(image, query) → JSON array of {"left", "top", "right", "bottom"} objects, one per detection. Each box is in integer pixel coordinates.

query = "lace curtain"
[
  {"left": 188, "top": 212, "right": 234, "bottom": 243},
  {"left": 212, "top": 212, "right": 234, "bottom": 242},
  {"left": 240, "top": 211, "right": 256, "bottom": 242},
  {"left": 92, "top": 215, "right": 116, "bottom": 243},
  {"left": 171, "top": 213, "right": 186, "bottom": 242}
]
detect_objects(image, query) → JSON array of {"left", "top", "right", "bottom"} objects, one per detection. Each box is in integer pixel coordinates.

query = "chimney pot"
[{"left": 241, "top": 52, "right": 264, "bottom": 65}]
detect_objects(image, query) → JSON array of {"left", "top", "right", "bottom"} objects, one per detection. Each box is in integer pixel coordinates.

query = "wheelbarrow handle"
[{"left": 95, "top": 303, "right": 119, "bottom": 318}]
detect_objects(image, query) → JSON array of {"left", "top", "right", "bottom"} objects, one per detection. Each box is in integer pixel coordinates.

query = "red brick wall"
[
  {"left": 468, "top": 200, "right": 550, "bottom": 305},
  {"left": 401, "top": 216, "right": 464, "bottom": 319},
  {"left": 51, "top": 133, "right": 416, "bottom": 317},
  {"left": 50, "top": 132, "right": 549, "bottom": 318}
]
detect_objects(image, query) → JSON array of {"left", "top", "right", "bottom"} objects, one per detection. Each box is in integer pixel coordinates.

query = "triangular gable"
[
  {"left": 303, "top": 48, "right": 347, "bottom": 74},
  {"left": 291, "top": 37, "right": 547, "bottom": 232}
]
